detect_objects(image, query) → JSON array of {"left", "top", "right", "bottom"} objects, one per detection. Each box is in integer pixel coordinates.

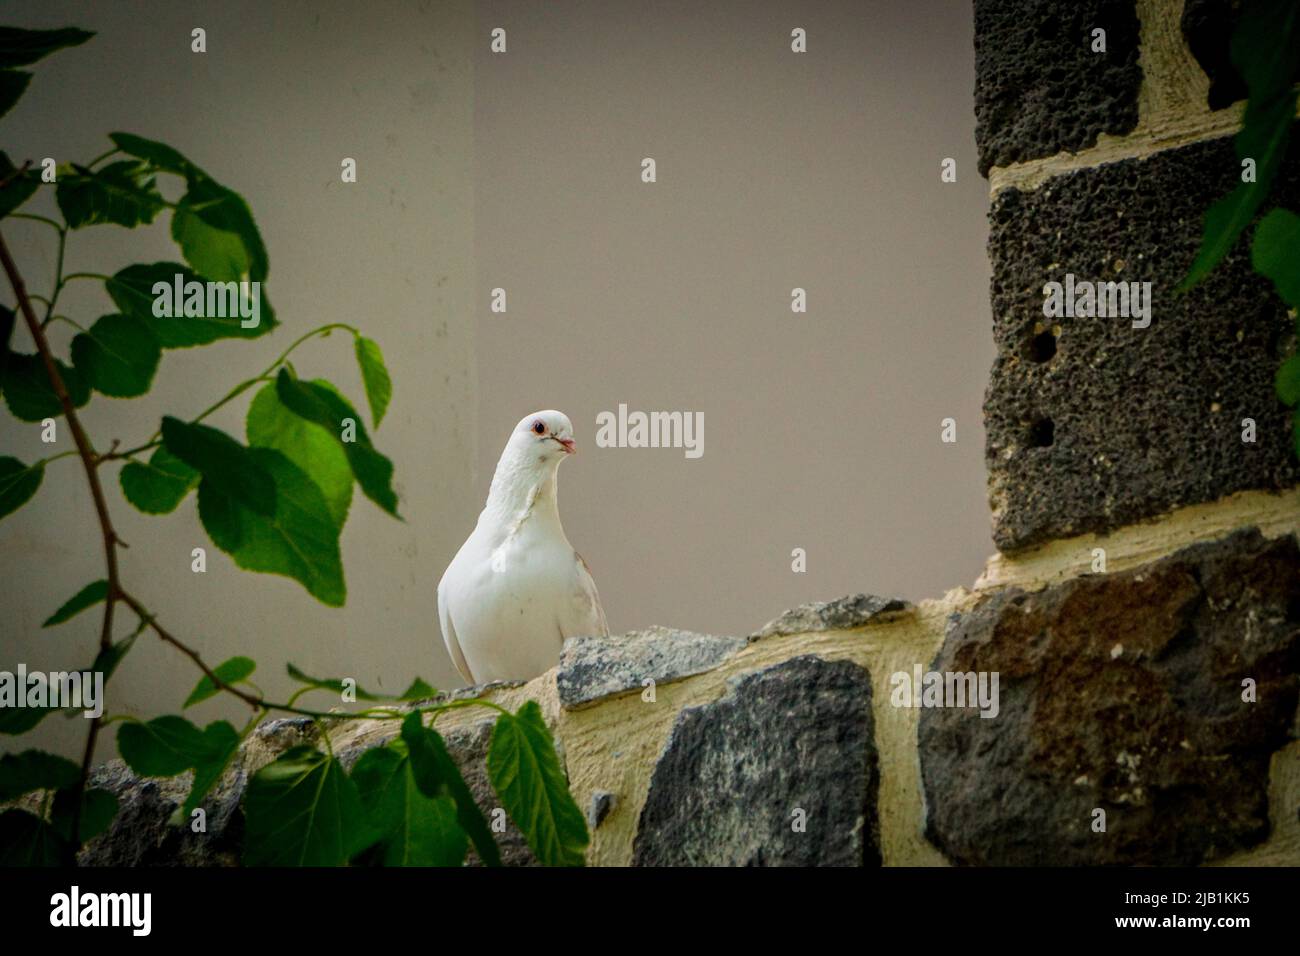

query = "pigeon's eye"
[{"left": 532, "top": 420, "right": 546, "bottom": 435}]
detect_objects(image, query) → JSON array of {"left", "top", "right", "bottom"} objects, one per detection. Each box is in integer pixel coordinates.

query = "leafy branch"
[{"left": 0, "top": 25, "right": 588, "bottom": 868}]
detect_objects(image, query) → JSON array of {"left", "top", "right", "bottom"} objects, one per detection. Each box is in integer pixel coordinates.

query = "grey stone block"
[
  {"left": 557, "top": 626, "right": 746, "bottom": 709},
  {"left": 975, "top": 0, "right": 1141, "bottom": 175},
  {"left": 920, "top": 528, "right": 1300, "bottom": 866},
  {"left": 633, "top": 655, "right": 880, "bottom": 867},
  {"left": 986, "top": 133, "right": 1300, "bottom": 551},
  {"left": 752, "top": 593, "right": 911, "bottom": 640}
]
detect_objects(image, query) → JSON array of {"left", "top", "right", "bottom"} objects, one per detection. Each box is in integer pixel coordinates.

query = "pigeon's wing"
[
  {"left": 572, "top": 550, "right": 609, "bottom": 638},
  {"left": 437, "top": 577, "right": 475, "bottom": 684}
]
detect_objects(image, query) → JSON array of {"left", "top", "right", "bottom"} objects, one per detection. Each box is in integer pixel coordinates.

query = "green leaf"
[
  {"left": 119, "top": 446, "right": 199, "bottom": 514},
  {"left": 172, "top": 193, "right": 250, "bottom": 282},
  {"left": 0, "top": 70, "right": 32, "bottom": 120},
  {"left": 246, "top": 382, "right": 352, "bottom": 528},
  {"left": 110, "top": 132, "right": 204, "bottom": 180},
  {"left": 355, "top": 336, "right": 392, "bottom": 428},
  {"left": 352, "top": 743, "right": 468, "bottom": 866},
  {"left": 243, "top": 745, "right": 368, "bottom": 866},
  {"left": 275, "top": 368, "right": 400, "bottom": 517},
  {"left": 105, "top": 262, "right": 276, "bottom": 347},
  {"left": 161, "top": 416, "right": 275, "bottom": 517},
  {"left": 198, "top": 449, "right": 345, "bottom": 605},
  {"left": 70, "top": 313, "right": 161, "bottom": 397},
  {"left": 0, "top": 637, "right": 133, "bottom": 735},
  {"left": 0, "top": 750, "right": 80, "bottom": 802},
  {"left": 0, "top": 26, "right": 94, "bottom": 68},
  {"left": 117, "top": 715, "right": 211, "bottom": 777},
  {"left": 401, "top": 711, "right": 501, "bottom": 866},
  {"left": 42, "top": 579, "right": 108, "bottom": 627},
  {"left": 0, "top": 809, "right": 65, "bottom": 866},
  {"left": 184, "top": 656, "right": 255, "bottom": 708},
  {"left": 488, "top": 700, "right": 589, "bottom": 866},
  {"left": 56, "top": 161, "right": 164, "bottom": 229},
  {"left": 173, "top": 177, "right": 268, "bottom": 282},
  {"left": 1, "top": 351, "right": 90, "bottom": 421},
  {"left": 0, "top": 151, "right": 38, "bottom": 219},
  {"left": 399, "top": 678, "right": 438, "bottom": 701},
  {"left": 50, "top": 788, "right": 117, "bottom": 843},
  {"left": 1251, "top": 208, "right": 1300, "bottom": 306},
  {"left": 182, "top": 720, "right": 240, "bottom": 818},
  {"left": 0, "top": 456, "right": 43, "bottom": 521}
]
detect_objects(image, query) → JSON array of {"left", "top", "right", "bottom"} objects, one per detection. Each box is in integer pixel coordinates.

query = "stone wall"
[{"left": 78, "top": 0, "right": 1300, "bottom": 867}]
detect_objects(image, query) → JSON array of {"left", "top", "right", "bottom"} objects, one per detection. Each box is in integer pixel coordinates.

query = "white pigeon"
[{"left": 438, "top": 410, "right": 608, "bottom": 685}]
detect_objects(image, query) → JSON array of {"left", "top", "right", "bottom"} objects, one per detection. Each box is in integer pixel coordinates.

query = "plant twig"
[{"left": 0, "top": 227, "right": 122, "bottom": 862}]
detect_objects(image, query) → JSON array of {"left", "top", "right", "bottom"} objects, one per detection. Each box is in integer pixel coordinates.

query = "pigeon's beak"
[{"left": 558, "top": 437, "right": 576, "bottom": 455}]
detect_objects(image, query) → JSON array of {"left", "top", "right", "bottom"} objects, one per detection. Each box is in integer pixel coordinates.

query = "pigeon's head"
[{"left": 513, "top": 409, "right": 576, "bottom": 461}]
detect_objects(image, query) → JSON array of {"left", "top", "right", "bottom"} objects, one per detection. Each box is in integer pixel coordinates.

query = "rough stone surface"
[
  {"left": 557, "top": 626, "right": 746, "bottom": 709},
  {"left": 986, "top": 133, "right": 1300, "bottom": 552},
  {"left": 633, "top": 655, "right": 879, "bottom": 866},
  {"left": 974, "top": 0, "right": 1141, "bottom": 175},
  {"left": 920, "top": 528, "right": 1300, "bottom": 866},
  {"left": 752, "top": 593, "right": 911, "bottom": 640},
  {"left": 78, "top": 703, "right": 542, "bottom": 866},
  {"left": 587, "top": 790, "right": 617, "bottom": 830}
]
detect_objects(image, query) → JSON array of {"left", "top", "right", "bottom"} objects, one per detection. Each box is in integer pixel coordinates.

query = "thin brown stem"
[{"left": 0, "top": 227, "right": 122, "bottom": 863}]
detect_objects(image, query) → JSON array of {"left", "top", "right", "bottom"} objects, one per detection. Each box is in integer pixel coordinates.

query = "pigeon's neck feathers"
[{"left": 480, "top": 439, "right": 563, "bottom": 539}]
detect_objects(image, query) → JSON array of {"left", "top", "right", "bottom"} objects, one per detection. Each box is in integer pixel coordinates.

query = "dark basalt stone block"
[
  {"left": 633, "top": 655, "right": 879, "bottom": 867},
  {"left": 985, "top": 132, "right": 1300, "bottom": 551},
  {"left": 975, "top": 0, "right": 1141, "bottom": 175},
  {"left": 920, "top": 528, "right": 1300, "bottom": 866}
]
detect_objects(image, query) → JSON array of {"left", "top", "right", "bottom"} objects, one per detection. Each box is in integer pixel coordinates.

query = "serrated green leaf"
[
  {"left": 0, "top": 70, "right": 32, "bottom": 119},
  {"left": 246, "top": 382, "right": 351, "bottom": 528},
  {"left": 0, "top": 750, "right": 80, "bottom": 802},
  {"left": 119, "top": 446, "right": 198, "bottom": 514},
  {"left": 42, "top": 579, "right": 108, "bottom": 627},
  {"left": 355, "top": 336, "right": 392, "bottom": 428},
  {"left": 198, "top": 449, "right": 345, "bottom": 606},
  {"left": 0, "top": 809, "right": 65, "bottom": 866},
  {"left": 1, "top": 352, "right": 90, "bottom": 421},
  {"left": 488, "top": 700, "right": 588, "bottom": 866},
  {"left": 117, "top": 715, "right": 211, "bottom": 777},
  {"left": 0, "top": 637, "right": 133, "bottom": 736},
  {"left": 285, "top": 664, "right": 432, "bottom": 702},
  {"left": 172, "top": 194, "right": 250, "bottom": 282},
  {"left": 105, "top": 262, "right": 276, "bottom": 347},
  {"left": 161, "top": 416, "right": 275, "bottom": 517},
  {"left": 401, "top": 711, "right": 501, "bottom": 866},
  {"left": 243, "top": 745, "right": 368, "bottom": 866},
  {"left": 184, "top": 656, "right": 255, "bottom": 708},
  {"left": 50, "top": 788, "right": 117, "bottom": 844},
  {"left": 110, "top": 132, "right": 204, "bottom": 180},
  {"left": 182, "top": 720, "right": 240, "bottom": 818},
  {"left": 0, "top": 27, "right": 94, "bottom": 68},
  {"left": 56, "top": 161, "right": 164, "bottom": 230},
  {"left": 0, "top": 456, "right": 43, "bottom": 521},
  {"left": 275, "top": 368, "right": 399, "bottom": 517},
  {"left": 1252, "top": 208, "right": 1300, "bottom": 306},
  {"left": 0, "top": 151, "right": 38, "bottom": 219},
  {"left": 173, "top": 177, "right": 268, "bottom": 282},
  {"left": 70, "top": 313, "right": 160, "bottom": 397},
  {"left": 352, "top": 744, "right": 468, "bottom": 866}
]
